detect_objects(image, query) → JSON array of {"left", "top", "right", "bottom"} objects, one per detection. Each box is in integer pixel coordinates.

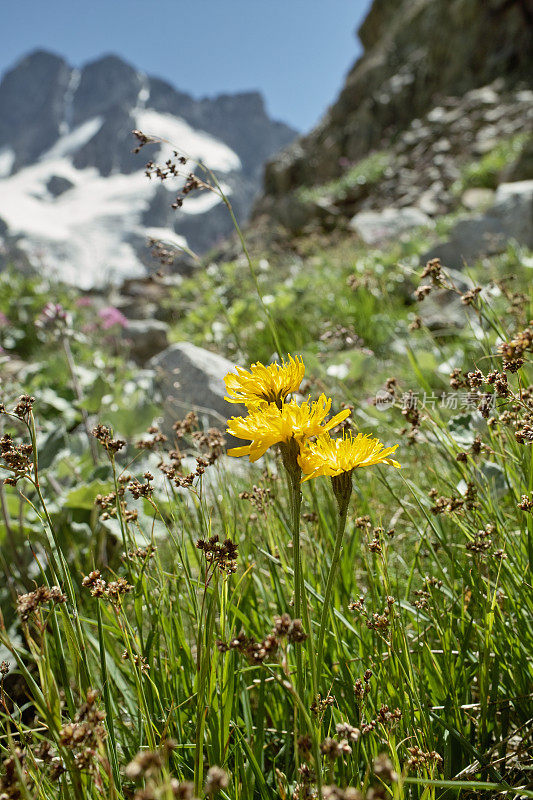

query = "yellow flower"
[
  {"left": 227, "top": 394, "right": 351, "bottom": 462},
  {"left": 224, "top": 354, "right": 305, "bottom": 407},
  {"left": 298, "top": 431, "right": 400, "bottom": 481}
]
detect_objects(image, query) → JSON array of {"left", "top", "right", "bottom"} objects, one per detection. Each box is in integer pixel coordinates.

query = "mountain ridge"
[{"left": 0, "top": 49, "right": 297, "bottom": 286}]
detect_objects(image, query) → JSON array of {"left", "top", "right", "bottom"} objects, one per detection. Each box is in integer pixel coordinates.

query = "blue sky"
[{"left": 0, "top": 0, "right": 371, "bottom": 132}]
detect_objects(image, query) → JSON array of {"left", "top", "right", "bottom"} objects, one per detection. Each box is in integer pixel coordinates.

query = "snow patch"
[
  {"left": 0, "top": 157, "right": 155, "bottom": 287},
  {"left": 0, "top": 102, "right": 240, "bottom": 285},
  {"left": 179, "top": 187, "right": 227, "bottom": 215},
  {"left": 136, "top": 73, "right": 150, "bottom": 109},
  {"left": 40, "top": 117, "right": 103, "bottom": 160},
  {"left": 0, "top": 151, "right": 232, "bottom": 287},
  {"left": 136, "top": 109, "right": 241, "bottom": 172},
  {"left": 144, "top": 227, "right": 188, "bottom": 250},
  {"left": 60, "top": 68, "right": 81, "bottom": 135},
  {"left": 0, "top": 148, "right": 15, "bottom": 178}
]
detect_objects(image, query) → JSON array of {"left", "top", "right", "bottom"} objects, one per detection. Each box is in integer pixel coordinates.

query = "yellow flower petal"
[
  {"left": 227, "top": 445, "right": 252, "bottom": 458},
  {"left": 226, "top": 394, "right": 351, "bottom": 462},
  {"left": 298, "top": 432, "right": 400, "bottom": 480},
  {"left": 224, "top": 354, "right": 304, "bottom": 407}
]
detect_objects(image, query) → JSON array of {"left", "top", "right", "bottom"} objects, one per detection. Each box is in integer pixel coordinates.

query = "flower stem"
[
  {"left": 289, "top": 468, "right": 304, "bottom": 699},
  {"left": 279, "top": 440, "right": 306, "bottom": 708},
  {"left": 316, "top": 473, "right": 352, "bottom": 685}
]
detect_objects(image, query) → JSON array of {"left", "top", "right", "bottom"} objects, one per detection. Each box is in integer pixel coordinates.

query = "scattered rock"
[
  {"left": 116, "top": 299, "right": 158, "bottom": 321},
  {"left": 422, "top": 180, "right": 533, "bottom": 268},
  {"left": 123, "top": 319, "right": 169, "bottom": 365},
  {"left": 148, "top": 342, "right": 246, "bottom": 447},
  {"left": 418, "top": 269, "right": 475, "bottom": 331},
  {"left": 464, "top": 86, "right": 500, "bottom": 107},
  {"left": 461, "top": 188, "right": 495, "bottom": 211},
  {"left": 427, "top": 107, "right": 446, "bottom": 124},
  {"left": 259, "top": 0, "right": 532, "bottom": 215},
  {"left": 433, "top": 138, "right": 452, "bottom": 154},
  {"left": 495, "top": 180, "right": 533, "bottom": 245},
  {"left": 419, "top": 296, "right": 468, "bottom": 332},
  {"left": 46, "top": 175, "right": 74, "bottom": 197},
  {"left": 473, "top": 125, "right": 500, "bottom": 155},
  {"left": 502, "top": 136, "right": 533, "bottom": 182},
  {"left": 417, "top": 188, "right": 441, "bottom": 216},
  {"left": 259, "top": 77, "right": 533, "bottom": 235},
  {"left": 349, "top": 206, "right": 433, "bottom": 245}
]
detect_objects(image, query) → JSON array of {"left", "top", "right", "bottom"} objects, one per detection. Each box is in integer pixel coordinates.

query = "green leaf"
[
  {"left": 106, "top": 399, "right": 158, "bottom": 439},
  {"left": 63, "top": 480, "right": 113, "bottom": 510},
  {"left": 78, "top": 374, "right": 109, "bottom": 414},
  {"left": 36, "top": 427, "right": 67, "bottom": 470}
]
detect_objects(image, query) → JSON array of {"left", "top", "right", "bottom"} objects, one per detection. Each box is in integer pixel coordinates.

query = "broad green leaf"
[{"left": 63, "top": 479, "right": 113, "bottom": 510}]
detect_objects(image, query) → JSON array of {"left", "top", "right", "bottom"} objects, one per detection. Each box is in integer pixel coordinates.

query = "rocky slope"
[
  {"left": 256, "top": 0, "right": 533, "bottom": 232},
  {"left": 0, "top": 50, "right": 296, "bottom": 286}
]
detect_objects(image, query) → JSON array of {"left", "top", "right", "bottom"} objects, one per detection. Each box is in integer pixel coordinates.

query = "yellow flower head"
[
  {"left": 224, "top": 354, "right": 305, "bottom": 407},
  {"left": 298, "top": 431, "right": 401, "bottom": 481},
  {"left": 227, "top": 394, "right": 351, "bottom": 462}
]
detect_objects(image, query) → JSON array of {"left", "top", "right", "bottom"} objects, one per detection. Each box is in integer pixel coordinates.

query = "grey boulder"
[
  {"left": 349, "top": 206, "right": 433, "bottom": 245},
  {"left": 148, "top": 343, "right": 246, "bottom": 446},
  {"left": 418, "top": 268, "right": 475, "bottom": 331},
  {"left": 123, "top": 319, "right": 169, "bottom": 365},
  {"left": 423, "top": 180, "right": 533, "bottom": 267}
]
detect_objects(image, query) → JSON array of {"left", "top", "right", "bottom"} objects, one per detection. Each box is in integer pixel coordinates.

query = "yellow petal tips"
[
  {"left": 224, "top": 354, "right": 304, "bottom": 408},
  {"left": 298, "top": 431, "right": 400, "bottom": 481}
]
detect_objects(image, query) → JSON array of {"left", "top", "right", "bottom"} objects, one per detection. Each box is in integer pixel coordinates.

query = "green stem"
[
  {"left": 316, "top": 477, "right": 351, "bottom": 686},
  {"left": 27, "top": 411, "right": 91, "bottom": 688},
  {"left": 301, "top": 578, "right": 317, "bottom": 701},
  {"left": 289, "top": 470, "right": 304, "bottom": 701}
]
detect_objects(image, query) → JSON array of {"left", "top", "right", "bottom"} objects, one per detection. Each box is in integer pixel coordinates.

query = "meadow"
[{"left": 0, "top": 155, "right": 532, "bottom": 800}]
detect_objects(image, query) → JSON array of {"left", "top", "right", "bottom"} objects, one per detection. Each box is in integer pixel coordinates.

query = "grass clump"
[
  {"left": 1, "top": 250, "right": 532, "bottom": 799},
  {"left": 297, "top": 151, "right": 391, "bottom": 205},
  {"left": 455, "top": 133, "right": 530, "bottom": 192},
  {"left": 1, "top": 148, "right": 533, "bottom": 799}
]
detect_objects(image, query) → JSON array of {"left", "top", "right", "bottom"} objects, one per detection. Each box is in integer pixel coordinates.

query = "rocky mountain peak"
[
  {"left": 72, "top": 54, "right": 144, "bottom": 126},
  {"left": 0, "top": 49, "right": 297, "bottom": 286},
  {"left": 0, "top": 50, "right": 72, "bottom": 167}
]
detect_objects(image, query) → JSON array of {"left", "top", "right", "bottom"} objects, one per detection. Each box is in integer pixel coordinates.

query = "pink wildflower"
[
  {"left": 99, "top": 306, "right": 128, "bottom": 330},
  {"left": 37, "top": 303, "right": 68, "bottom": 328}
]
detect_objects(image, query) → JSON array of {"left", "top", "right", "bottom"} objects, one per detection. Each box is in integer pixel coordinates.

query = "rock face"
[
  {"left": 0, "top": 51, "right": 297, "bottom": 286},
  {"left": 252, "top": 81, "right": 533, "bottom": 247},
  {"left": 260, "top": 0, "right": 532, "bottom": 196},
  {"left": 256, "top": 0, "right": 533, "bottom": 231},
  {"left": 0, "top": 51, "right": 72, "bottom": 170},
  {"left": 148, "top": 342, "right": 246, "bottom": 446},
  {"left": 46, "top": 175, "right": 75, "bottom": 197},
  {"left": 72, "top": 55, "right": 143, "bottom": 128}
]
